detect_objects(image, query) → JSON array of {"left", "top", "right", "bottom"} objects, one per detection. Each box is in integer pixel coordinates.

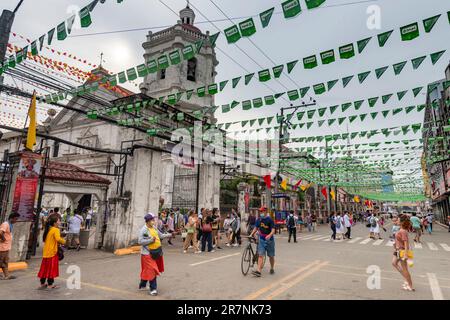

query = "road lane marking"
[
  {"left": 265, "top": 261, "right": 329, "bottom": 300},
  {"left": 189, "top": 252, "right": 241, "bottom": 266},
  {"left": 57, "top": 276, "right": 158, "bottom": 300},
  {"left": 414, "top": 242, "right": 423, "bottom": 249},
  {"left": 372, "top": 239, "right": 384, "bottom": 246},
  {"left": 312, "top": 236, "right": 331, "bottom": 241},
  {"left": 439, "top": 244, "right": 450, "bottom": 252},
  {"left": 427, "top": 273, "right": 444, "bottom": 300},
  {"left": 427, "top": 242, "right": 438, "bottom": 251},
  {"left": 322, "top": 238, "right": 331, "bottom": 242},
  {"left": 244, "top": 260, "right": 321, "bottom": 300},
  {"left": 348, "top": 237, "right": 362, "bottom": 244},
  {"left": 386, "top": 240, "right": 394, "bottom": 246},
  {"left": 359, "top": 238, "right": 373, "bottom": 244}
]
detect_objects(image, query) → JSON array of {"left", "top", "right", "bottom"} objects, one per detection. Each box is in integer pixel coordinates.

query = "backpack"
[
  {"left": 335, "top": 217, "right": 341, "bottom": 229},
  {"left": 287, "top": 216, "right": 295, "bottom": 228},
  {"left": 230, "top": 218, "right": 238, "bottom": 232},
  {"left": 370, "top": 217, "right": 377, "bottom": 228}
]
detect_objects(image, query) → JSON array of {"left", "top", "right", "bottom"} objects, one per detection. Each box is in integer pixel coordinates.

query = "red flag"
[
  {"left": 293, "top": 179, "right": 302, "bottom": 190},
  {"left": 321, "top": 187, "right": 328, "bottom": 199},
  {"left": 263, "top": 174, "right": 272, "bottom": 189}
]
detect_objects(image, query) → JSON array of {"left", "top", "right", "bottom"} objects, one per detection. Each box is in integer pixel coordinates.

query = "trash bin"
[{"left": 79, "top": 230, "right": 90, "bottom": 248}]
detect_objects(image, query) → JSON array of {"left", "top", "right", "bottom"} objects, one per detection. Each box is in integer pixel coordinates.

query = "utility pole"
[
  {"left": 0, "top": 1, "right": 25, "bottom": 87},
  {"left": 276, "top": 102, "right": 316, "bottom": 213},
  {"left": 325, "top": 139, "right": 331, "bottom": 216}
]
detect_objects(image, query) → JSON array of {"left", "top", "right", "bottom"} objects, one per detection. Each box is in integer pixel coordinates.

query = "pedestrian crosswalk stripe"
[
  {"left": 292, "top": 230, "right": 450, "bottom": 252},
  {"left": 301, "top": 234, "right": 323, "bottom": 240},
  {"left": 313, "top": 236, "right": 331, "bottom": 241},
  {"left": 348, "top": 237, "right": 362, "bottom": 244},
  {"left": 359, "top": 238, "right": 372, "bottom": 244},
  {"left": 372, "top": 239, "right": 383, "bottom": 246},
  {"left": 306, "top": 234, "right": 327, "bottom": 240}
]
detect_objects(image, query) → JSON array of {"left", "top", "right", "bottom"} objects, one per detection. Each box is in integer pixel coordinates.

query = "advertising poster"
[{"left": 12, "top": 152, "right": 42, "bottom": 222}]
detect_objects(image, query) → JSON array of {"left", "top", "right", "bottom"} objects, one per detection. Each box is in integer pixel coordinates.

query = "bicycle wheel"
[{"left": 241, "top": 245, "right": 252, "bottom": 276}]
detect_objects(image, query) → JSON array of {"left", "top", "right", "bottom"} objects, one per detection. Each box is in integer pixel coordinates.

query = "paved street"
[{"left": 2, "top": 222, "right": 450, "bottom": 300}]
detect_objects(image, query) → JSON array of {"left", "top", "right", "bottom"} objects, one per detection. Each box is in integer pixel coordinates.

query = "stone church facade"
[{"left": 0, "top": 5, "right": 221, "bottom": 253}]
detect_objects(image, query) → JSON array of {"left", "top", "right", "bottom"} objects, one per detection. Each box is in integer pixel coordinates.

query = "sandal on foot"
[
  {"left": 402, "top": 285, "right": 415, "bottom": 292},
  {"left": 47, "top": 285, "right": 60, "bottom": 289},
  {"left": 251, "top": 270, "right": 261, "bottom": 277}
]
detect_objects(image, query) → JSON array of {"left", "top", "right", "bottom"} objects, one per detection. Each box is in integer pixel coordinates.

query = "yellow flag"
[
  {"left": 300, "top": 182, "right": 312, "bottom": 191},
  {"left": 354, "top": 195, "right": 360, "bottom": 203},
  {"left": 26, "top": 91, "right": 37, "bottom": 151},
  {"left": 280, "top": 179, "right": 287, "bottom": 191},
  {"left": 330, "top": 190, "right": 336, "bottom": 200}
]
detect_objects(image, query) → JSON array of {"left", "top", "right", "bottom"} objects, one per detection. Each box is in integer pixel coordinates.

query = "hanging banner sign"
[{"left": 12, "top": 152, "right": 42, "bottom": 222}]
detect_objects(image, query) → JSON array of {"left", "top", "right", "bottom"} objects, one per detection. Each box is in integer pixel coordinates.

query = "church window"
[
  {"left": 160, "top": 69, "right": 166, "bottom": 80},
  {"left": 187, "top": 58, "right": 197, "bottom": 82},
  {"left": 53, "top": 142, "right": 60, "bottom": 158}
]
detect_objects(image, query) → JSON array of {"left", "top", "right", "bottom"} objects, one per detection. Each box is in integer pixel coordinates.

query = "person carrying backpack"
[
  {"left": 285, "top": 211, "right": 297, "bottom": 243},
  {"left": 369, "top": 213, "right": 380, "bottom": 239},
  {"left": 335, "top": 212, "right": 345, "bottom": 240}
]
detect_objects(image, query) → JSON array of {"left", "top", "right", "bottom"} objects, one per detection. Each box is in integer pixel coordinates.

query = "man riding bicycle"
[{"left": 249, "top": 206, "right": 275, "bottom": 277}]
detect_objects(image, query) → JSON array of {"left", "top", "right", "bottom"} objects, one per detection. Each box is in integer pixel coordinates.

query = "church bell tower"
[{"left": 140, "top": 3, "right": 219, "bottom": 122}]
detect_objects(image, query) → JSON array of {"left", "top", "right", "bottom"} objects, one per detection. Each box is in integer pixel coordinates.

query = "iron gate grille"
[{"left": 171, "top": 165, "right": 198, "bottom": 210}]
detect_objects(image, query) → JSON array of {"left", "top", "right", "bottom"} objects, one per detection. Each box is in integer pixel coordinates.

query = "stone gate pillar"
[
  {"left": 102, "top": 147, "right": 163, "bottom": 251},
  {"left": 237, "top": 182, "right": 249, "bottom": 216},
  {"left": 197, "top": 163, "right": 220, "bottom": 210}
]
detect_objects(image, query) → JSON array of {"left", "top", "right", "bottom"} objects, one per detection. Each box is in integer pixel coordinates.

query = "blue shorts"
[{"left": 257, "top": 237, "right": 275, "bottom": 257}]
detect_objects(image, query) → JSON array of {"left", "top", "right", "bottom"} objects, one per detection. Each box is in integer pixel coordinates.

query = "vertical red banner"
[{"left": 12, "top": 152, "right": 42, "bottom": 222}]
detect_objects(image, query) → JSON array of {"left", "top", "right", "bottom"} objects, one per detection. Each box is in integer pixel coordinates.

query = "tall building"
[{"left": 422, "top": 62, "right": 450, "bottom": 223}]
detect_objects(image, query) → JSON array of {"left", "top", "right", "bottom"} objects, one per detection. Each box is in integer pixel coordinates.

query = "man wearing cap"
[
  {"left": 250, "top": 207, "right": 276, "bottom": 277},
  {"left": 138, "top": 213, "right": 172, "bottom": 296}
]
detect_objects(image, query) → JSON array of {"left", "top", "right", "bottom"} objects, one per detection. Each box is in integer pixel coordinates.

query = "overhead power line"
[{"left": 55, "top": 0, "right": 380, "bottom": 39}]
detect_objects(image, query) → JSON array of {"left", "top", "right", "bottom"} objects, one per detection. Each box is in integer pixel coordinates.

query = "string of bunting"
[
  {"left": 218, "top": 51, "right": 447, "bottom": 114},
  {"left": 0, "top": 0, "right": 111, "bottom": 76}
]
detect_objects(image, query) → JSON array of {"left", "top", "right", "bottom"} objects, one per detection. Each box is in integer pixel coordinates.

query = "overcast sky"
[{"left": 2, "top": 0, "right": 450, "bottom": 183}]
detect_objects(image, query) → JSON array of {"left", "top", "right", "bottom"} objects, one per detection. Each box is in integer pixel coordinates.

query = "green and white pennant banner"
[
  {"left": 375, "top": 66, "right": 389, "bottom": 79},
  {"left": 303, "top": 55, "right": 318, "bottom": 69},
  {"left": 239, "top": 18, "right": 257, "bottom": 37},
  {"left": 431, "top": 50, "right": 446, "bottom": 65},
  {"left": 321, "top": 49, "right": 335, "bottom": 64},
  {"left": 339, "top": 43, "right": 355, "bottom": 59},
  {"left": 378, "top": 30, "right": 393, "bottom": 47},
  {"left": 282, "top": 0, "right": 302, "bottom": 19},
  {"left": 400, "top": 22, "right": 420, "bottom": 41},
  {"left": 273, "top": 65, "right": 284, "bottom": 78},
  {"left": 393, "top": 61, "right": 407, "bottom": 75}
]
